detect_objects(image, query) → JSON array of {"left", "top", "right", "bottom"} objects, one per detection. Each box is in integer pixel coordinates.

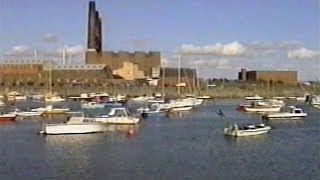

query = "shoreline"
[{"left": 0, "top": 83, "right": 319, "bottom": 99}]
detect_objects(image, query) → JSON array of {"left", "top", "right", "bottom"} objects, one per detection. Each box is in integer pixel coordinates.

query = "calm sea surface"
[{"left": 0, "top": 99, "right": 319, "bottom": 180}]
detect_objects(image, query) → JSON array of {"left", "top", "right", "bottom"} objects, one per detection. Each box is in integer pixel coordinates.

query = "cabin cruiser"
[
  {"left": 0, "top": 113, "right": 17, "bottom": 122},
  {"left": 262, "top": 106, "right": 307, "bottom": 120},
  {"left": 224, "top": 123, "right": 271, "bottom": 137},
  {"left": 31, "top": 105, "right": 69, "bottom": 114},
  {"left": 244, "top": 106, "right": 281, "bottom": 113},
  {"left": 0, "top": 100, "right": 5, "bottom": 107},
  {"left": 39, "top": 113, "right": 105, "bottom": 135},
  {"left": 95, "top": 107, "right": 140, "bottom": 124},
  {"left": 81, "top": 102, "right": 106, "bottom": 109},
  {"left": 9, "top": 109, "right": 44, "bottom": 117},
  {"left": 137, "top": 103, "right": 168, "bottom": 118},
  {"left": 245, "top": 95, "right": 264, "bottom": 101},
  {"left": 44, "top": 93, "right": 65, "bottom": 102}
]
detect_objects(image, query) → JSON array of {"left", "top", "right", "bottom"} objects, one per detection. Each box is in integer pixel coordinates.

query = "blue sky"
[{"left": 0, "top": 0, "right": 319, "bottom": 80}]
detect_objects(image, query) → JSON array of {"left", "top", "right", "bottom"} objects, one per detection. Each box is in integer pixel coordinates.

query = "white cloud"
[
  {"left": 178, "top": 41, "right": 247, "bottom": 56},
  {"left": 56, "top": 45, "right": 85, "bottom": 56},
  {"left": 41, "top": 33, "right": 58, "bottom": 43},
  {"left": 7, "top": 45, "right": 32, "bottom": 56},
  {"left": 287, "top": 48, "right": 319, "bottom": 59}
]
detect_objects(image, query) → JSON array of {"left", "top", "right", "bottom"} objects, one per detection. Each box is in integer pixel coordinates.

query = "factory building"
[{"left": 238, "top": 68, "right": 298, "bottom": 85}]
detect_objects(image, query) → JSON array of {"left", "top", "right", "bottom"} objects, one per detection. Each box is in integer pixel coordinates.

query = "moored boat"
[
  {"left": 245, "top": 95, "right": 264, "bottom": 101},
  {"left": 244, "top": 106, "right": 281, "bottom": 113},
  {"left": 95, "top": 107, "right": 140, "bottom": 124},
  {"left": 262, "top": 106, "right": 307, "bottom": 120},
  {"left": 39, "top": 114, "right": 105, "bottom": 135},
  {"left": 31, "top": 105, "right": 69, "bottom": 114},
  {"left": 9, "top": 109, "right": 44, "bottom": 117},
  {"left": 0, "top": 113, "right": 17, "bottom": 122},
  {"left": 224, "top": 123, "right": 271, "bottom": 137},
  {"left": 0, "top": 100, "right": 5, "bottom": 107}
]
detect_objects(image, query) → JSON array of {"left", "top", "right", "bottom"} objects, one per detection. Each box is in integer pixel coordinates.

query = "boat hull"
[
  {"left": 263, "top": 114, "right": 307, "bottom": 120},
  {"left": 41, "top": 123, "right": 105, "bottom": 135},
  {"left": 95, "top": 117, "right": 140, "bottom": 125},
  {"left": 224, "top": 127, "right": 271, "bottom": 137},
  {"left": 170, "top": 106, "right": 193, "bottom": 111},
  {"left": 244, "top": 106, "right": 281, "bottom": 112}
]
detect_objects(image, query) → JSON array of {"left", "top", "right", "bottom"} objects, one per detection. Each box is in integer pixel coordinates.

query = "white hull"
[
  {"left": 197, "top": 95, "right": 212, "bottom": 99},
  {"left": 81, "top": 103, "right": 105, "bottom": 109},
  {"left": 45, "top": 97, "right": 65, "bottom": 102},
  {"left": 95, "top": 117, "right": 140, "bottom": 124},
  {"left": 245, "top": 96, "right": 264, "bottom": 100},
  {"left": 132, "top": 96, "right": 153, "bottom": 102},
  {"left": 0, "top": 101, "right": 4, "bottom": 107},
  {"left": 9, "top": 111, "right": 43, "bottom": 117},
  {"left": 244, "top": 106, "right": 281, "bottom": 112},
  {"left": 170, "top": 106, "right": 193, "bottom": 111},
  {"left": 41, "top": 123, "right": 105, "bottom": 135},
  {"left": 264, "top": 113, "right": 307, "bottom": 119},
  {"left": 224, "top": 126, "right": 271, "bottom": 137}
]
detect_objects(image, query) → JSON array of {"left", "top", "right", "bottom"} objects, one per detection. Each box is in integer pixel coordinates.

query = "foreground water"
[{"left": 0, "top": 100, "right": 319, "bottom": 179}]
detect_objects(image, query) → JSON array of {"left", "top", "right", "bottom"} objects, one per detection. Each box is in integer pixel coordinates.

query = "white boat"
[
  {"left": 132, "top": 96, "right": 154, "bottom": 102},
  {"left": 95, "top": 107, "right": 140, "bottom": 124},
  {"left": 81, "top": 102, "right": 106, "bottom": 109},
  {"left": 137, "top": 103, "right": 168, "bottom": 117},
  {"left": 170, "top": 106, "right": 193, "bottom": 111},
  {"left": 224, "top": 123, "right": 271, "bottom": 137},
  {"left": 9, "top": 109, "right": 44, "bottom": 117},
  {"left": 262, "top": 106, "right": 307, "bottom": 120},
  {"left": 244, "top": 106, "right": 281, "bottom": 113},
  {"left": 245, "top": 95, "right": 264, "bottom": 101},
  {"left": 197, "top": 95, "right": 212, "bottom": 99},
  {"left": 0, "top": 100, "right": 5, "bottom": 107},
  {"left": 147, "top": 98, "right": 165, "bottom": 104},
  {"left": 31, "top": 105, "right": 69, "bottom": 114},
  {"left": 39, "top": 113, "right": 105, "bottom": 135},
  {"left": 45, "top": 96, "right": 65, "bottom": 102},
  {"left": 28, "top": 94, "right": 44, "bottom": 101}
]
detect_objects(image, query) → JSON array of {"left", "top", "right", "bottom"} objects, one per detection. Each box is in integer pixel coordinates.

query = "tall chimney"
[{"left": 87, "top": 1, "right": 96, "bottom": 50}]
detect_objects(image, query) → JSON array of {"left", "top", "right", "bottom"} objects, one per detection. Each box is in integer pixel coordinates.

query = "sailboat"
[{"left": 45, "top": 60, "right": 65, "bottom": 102}]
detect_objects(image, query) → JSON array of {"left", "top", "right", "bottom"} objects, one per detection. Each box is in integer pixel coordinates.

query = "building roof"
[
  {"left": 49, "top": 64, "right": 107, "bottom": 70},
  {"left": 1, "top": 60, "right": 44, "bottom": 64}
]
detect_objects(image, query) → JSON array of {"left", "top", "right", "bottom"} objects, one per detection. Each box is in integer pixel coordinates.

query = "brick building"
[{"left": 238, "top": 68, "right": 298, "bottom": 85}]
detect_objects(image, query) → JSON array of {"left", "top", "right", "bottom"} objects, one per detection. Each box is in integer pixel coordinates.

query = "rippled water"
[{"left": 0, "top": 100, "right": 319, "bottom": 179}]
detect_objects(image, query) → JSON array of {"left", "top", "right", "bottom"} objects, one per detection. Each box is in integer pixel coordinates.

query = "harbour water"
[{"left": 0, "top": 100, "right": 319, "bottom": 179}]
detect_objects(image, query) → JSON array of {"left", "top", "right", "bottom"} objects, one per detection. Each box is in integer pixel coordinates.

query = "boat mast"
[
  {"left": 178, "top": 54, "right": 181, "bottom": 95},
  {"left": 49, "top": 60, "right": 52, "bottom": 94},
  {"left": 162, "top": 64, "right": 165, "bottom": 98}
]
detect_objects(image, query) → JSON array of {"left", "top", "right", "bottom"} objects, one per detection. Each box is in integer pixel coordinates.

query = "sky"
[{"left": 0, "top": 0, "right": 319, "bottom": 80}]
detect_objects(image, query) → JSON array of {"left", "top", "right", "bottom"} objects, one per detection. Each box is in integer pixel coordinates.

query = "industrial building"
[
  {"left": 0, "top": 1, "right": 197, "bottom": 89},
  {"left": 238, "top": 68, "right": 298, "bottom": 85},
  {"left": 85, "top": 1, "right": 161, "bottom": 79}
]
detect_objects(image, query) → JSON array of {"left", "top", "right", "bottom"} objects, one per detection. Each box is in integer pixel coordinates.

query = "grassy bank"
[{"left": 0, "top": 83, "right": 319, "bottom": 99}]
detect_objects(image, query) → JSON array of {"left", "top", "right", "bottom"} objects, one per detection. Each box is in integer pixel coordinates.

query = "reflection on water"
[{"left": 0, "top": 99, "right": 319, "bottom": 179}]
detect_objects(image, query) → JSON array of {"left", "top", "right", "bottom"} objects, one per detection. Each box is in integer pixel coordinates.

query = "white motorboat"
[
  {"left": 244, "top": 106, "right": 281, "bottom": 113},
  {"left": 197, "top": 95, "right": 212, "bottom": 99},
  {"left": 147, "top": 98, "right": 165, "bottom": 104},
  {"left": 262, "top": 106, "right": 307, "bottom": 120},
  {"left": 81, "top": 102, "right": 106, "bottom": 109},
  {"left": 95, "top": 107, "right": 140, "bottom": 124},
  {"left": 245, "top": 95, "right": 264, "bottom": 101},
  {"left": 138, "top": 103, "right": 168, "bottom": 118},
  {"left": 170, "top": 106, "right": 193, "bottom": 111},
  {"left": 9, "top": 109, "right": 44, "bottom": 117},
  {"left": 45, "top": 96, "right": 65, "bottom": 102},
  {"left": 132, "top": 96, "right": 154, "bottom": 102},
  {"left": 224, "top": 123, "right": 271, "bottom": 137},
  {"left": 31, "top": 105, "right": 69, "bottom": 114},
  {"left": 0, "top": 100, "right": 5, "bottom": 107},
  {"left": 39, "top": 113, "right": 105, "bottom": 135}
]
